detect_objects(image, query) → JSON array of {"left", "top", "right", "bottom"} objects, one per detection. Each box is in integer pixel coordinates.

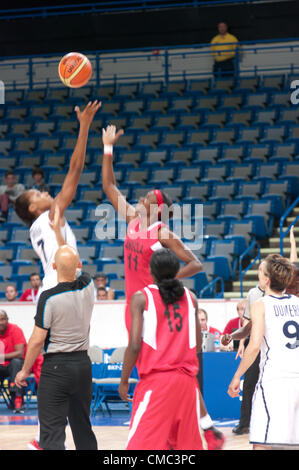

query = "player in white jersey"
[
  {"left": 228, "top": 254, "right": 299, "bottom": 449},
  {"left": 14, "top": 100, "right": 101, "bottom": 292},
  {"left": 14, "top": 101, "right": 101, "bottom": 451}
]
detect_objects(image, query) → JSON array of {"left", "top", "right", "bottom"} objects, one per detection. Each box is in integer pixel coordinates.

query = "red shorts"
[{"left": 126, "top": 370, "right": 203, "bottom": 450}]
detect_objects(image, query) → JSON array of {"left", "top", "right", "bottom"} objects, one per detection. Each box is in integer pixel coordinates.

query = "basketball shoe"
[
  {"left": 204, "top": 427, "right": 226, "bottom": 450},
  {"left": 13, "top": 396, "right": 24, "bottom": 414},
  {"left": 27, "top": 439, "right": 42, "bottom": 450}
]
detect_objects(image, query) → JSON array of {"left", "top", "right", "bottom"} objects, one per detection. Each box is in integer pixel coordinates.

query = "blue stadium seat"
[
  {"left": 205, "top": 254, "right": 232, "bottom": 281},
  {"left": 209, "top": 239, "right": 239, "bottom": 278},
  {"left": 203, "top": 220, "right": 227, "bottom": 239},
  {"left": 139, "top": 81, "right": 163, "bottom": 98},
  {"left": 184, "top": 182, "right": 210, "bottom": 202},
  {"left": 244, "top": 200, "right": 275, "bottom": 238},
  {"left": 209, "top": 181, "right": 237, "bottom": 201},
  {"left": 227, "top": 219, "right": 257, "bottom": 245}
]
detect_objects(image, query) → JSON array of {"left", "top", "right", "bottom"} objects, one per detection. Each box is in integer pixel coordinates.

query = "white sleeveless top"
[
  {"left": 29, "top": 210, "right": 77, "bottom": 291},
  {"left": 258, "top": 294, "right": 299, "bottom": 382}
]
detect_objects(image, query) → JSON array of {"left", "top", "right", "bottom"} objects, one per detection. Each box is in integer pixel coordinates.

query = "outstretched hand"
[
  {"left": 75, "top": 100, "right": 102, "bottom": 126},
  {"left": 228, "top": 376, "right": 241, "bottom": 398},
  {"left": 221, "top": 334, "right": 232, "bottom": 346},
  {"left": 102, "top": 125, "right": 124, "bottom": 146},
  {"left": 118, "top": 381, "right": 133, "bottom": 402}
]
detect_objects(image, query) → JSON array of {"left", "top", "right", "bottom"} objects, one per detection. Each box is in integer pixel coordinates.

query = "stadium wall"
[
  {"left": 1, "top": 39, "right": 299, "bottom": 90},
  {"left": 0, "top": 1, "right": 298, "bottom": 56},
  {"left": 0, "top": 298, "right": 240, "bottom": 348}
]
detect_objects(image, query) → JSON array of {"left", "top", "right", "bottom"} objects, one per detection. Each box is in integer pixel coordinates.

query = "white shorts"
[{"left": 250, "top": 378, "right": 299, "bottom": 447}]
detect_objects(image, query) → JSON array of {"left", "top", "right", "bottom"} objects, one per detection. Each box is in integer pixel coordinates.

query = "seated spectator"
[
  {"left": 97, "top": 286, "right": 108, "bottom": 301},
  {"left": 0, "top": 310, "right": 26, "bottom": 412},
  {"left": 5, "top": 284, "right": 18, "bottom": 302},
  {"left": 198, "top": 308, "right": 222, "bottom": 337},
  {"left": 19, "top": 273, "right": 42, "bottom": 303},
  {"left": 0, "top": 171, "right": 25, "bottom": 222},
  {"left": 94, "top": 273, "right": 115, "bottom": 301},
  {"left": 30, "top": 168, "right": 51, "bottom": 194},
  {"left": 221, "top": 299, "right": 247, "bottom": 351}
]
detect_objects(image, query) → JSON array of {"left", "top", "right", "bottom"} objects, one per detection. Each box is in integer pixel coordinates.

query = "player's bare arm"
[
  {"left": 228, "top": 300, "right": 265, "bottom": 398},
  {"left": 158, "top": 226, "right": 203, "bottom": 278},
  {"left": 290, "top": 224, "right": 298, "bottom": 262},
  {"left": 102, "top": 125, "right": 137, "bottom": 223},
  {"left": 4, "top": 343, "right": 24, "bottom": 361},
  {"left": 119, "top": 291, "right": 145, "bottom": 401},
  {"left": 49, "top": 205, "right": 66, "bottom": 247},
  {"left": 221, "top": 319, "right": 252, "bottom": 346},
  {"left": 49, "top": 100, "right": 101, "bottom": 222},
  {"left": 15, "top": 326, "right": 47, "bottom": 388},
  {"left": 190, "top": 291, "right": 202, "bottom": 353}
]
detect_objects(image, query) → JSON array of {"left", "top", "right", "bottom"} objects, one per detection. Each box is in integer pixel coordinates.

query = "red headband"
[{"left": 154, "top": 189, "right": 164, "bottom": 209}]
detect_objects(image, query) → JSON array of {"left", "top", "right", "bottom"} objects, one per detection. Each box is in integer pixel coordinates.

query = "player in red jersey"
[
  {"left": 119, "top": 248, "right": 203, "bottom": 449},
  {"left": 102, "top": 126, "right": 225, "bottom": 450},
  {"left": 101, "top": 125, "right": 203, "bottom": 332}
]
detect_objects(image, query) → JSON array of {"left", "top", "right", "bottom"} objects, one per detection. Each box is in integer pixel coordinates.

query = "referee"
[{"left": 15, "top": 244, "right": 97, "bottom": 450}]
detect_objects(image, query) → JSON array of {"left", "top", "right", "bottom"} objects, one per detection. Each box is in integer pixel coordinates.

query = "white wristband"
[{"left": 104, "top": 145, "right": 113, "bottom": 156}]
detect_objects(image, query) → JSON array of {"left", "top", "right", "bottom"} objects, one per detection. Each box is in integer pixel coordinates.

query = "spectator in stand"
[
  {"left": 210, "top": 21, "right": 239, "bottom": 78},
  {"left": 94, "top": 273, "right": 114, "bottom": 301},
  {"left": 0, "top": 171, "right": 25, "bottom": 222},
  {"left": 19, "top": 273, "right": 42, "bottom": 303},
  {"left": 0, "top": 310, "right": 26, "bottom": 412},
  {"left": 0, "top": 310, "right": 44, "bottom": 412},
  {"left": 221, "top": 299, "right": 247, "bottom": 351},
  {"left": 198, "top": 308, "right": 222, "bottom": 337},
  {"left": 30, "top": 168, "right": 51, "bottom": 195},
  {"left": 5, "top": 284, "right": 18, "bottom": 302},
  {"left": 97, "top": 286, "right": 108, "bottom": 301}
]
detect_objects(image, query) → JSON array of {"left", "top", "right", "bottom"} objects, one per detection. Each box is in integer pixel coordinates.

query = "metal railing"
[
  {"left": 0, "top": 38, "right": 299, "bottom": 90},
  {"left": 239, "top": 240, "right": 261, "bottom": 297},
  {"left": 279, "top": 195, "right": 299, "bottom": 256},
  {"left": 199, "top": 276, "right": 224, "bottom": 298}
]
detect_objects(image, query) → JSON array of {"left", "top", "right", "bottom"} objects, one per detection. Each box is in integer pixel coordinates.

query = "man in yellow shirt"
[{"left": 210, "top": 22, "right": 239, "bottom": 78}]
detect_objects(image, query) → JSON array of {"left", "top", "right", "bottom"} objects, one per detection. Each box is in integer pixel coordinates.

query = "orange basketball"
[{"left": 58, "top": 52, "right": 92, "bottom": 88}]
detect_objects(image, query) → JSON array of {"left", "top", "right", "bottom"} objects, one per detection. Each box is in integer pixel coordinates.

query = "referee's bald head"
[{"left": 53, "top": 245, "right": 82, "bottom": 282}]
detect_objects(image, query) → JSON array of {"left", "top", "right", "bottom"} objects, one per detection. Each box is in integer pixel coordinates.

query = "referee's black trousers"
[
  {"left": 238, "top": 352, "right": 260, "bottom": 428},
  {"left": 38, "top": 351, "right": 97, "bottom": 450}
]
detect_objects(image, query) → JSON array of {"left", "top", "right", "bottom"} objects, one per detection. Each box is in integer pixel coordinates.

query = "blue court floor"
[
  {"left": 0, "top": 401, "right": 132, "bottom": 426},
  {"left": 0, "top": 402, "right": 238, "bottom": 428}
]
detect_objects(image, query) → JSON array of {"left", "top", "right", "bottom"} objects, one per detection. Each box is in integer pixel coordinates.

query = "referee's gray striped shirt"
[
  {"left": 244, "top": 284, "right": 265, "bottom": 321},
  {"left": 35, "top": 272, "right": 94, "bottom": 355}
]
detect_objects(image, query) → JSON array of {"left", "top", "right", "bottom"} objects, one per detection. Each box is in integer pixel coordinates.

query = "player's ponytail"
[{"left": 150, "top": 248, "right": 185, "bottom": 305}]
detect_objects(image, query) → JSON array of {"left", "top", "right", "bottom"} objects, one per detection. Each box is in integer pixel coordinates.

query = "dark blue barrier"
[
  {"left": 203, "top": 351, "right": 242, "bottom": 420},
  {"left": 99, "top": 349, "right": 243, "bottom": 420}
]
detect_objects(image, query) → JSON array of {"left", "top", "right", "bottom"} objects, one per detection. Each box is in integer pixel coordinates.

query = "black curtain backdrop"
[{"left": 0, "top": 1, "right": 298, "bottom": 57}]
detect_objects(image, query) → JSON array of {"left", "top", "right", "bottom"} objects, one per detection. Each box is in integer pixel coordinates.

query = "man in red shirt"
[
  {"left": 222, "top": 299, "right": 246, "bottom": 351},
  {"left": 198, "top": 308, "right": 222, "bottom": 336},
  {"left": 19, "top": 272, "right": 42, "bottom": 303},
  {"left": 0, "top": 309, "right": 27, "bottom": 412}
]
